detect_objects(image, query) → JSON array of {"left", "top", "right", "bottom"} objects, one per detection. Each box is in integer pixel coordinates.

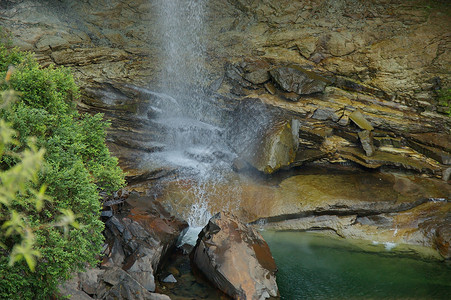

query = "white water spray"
[{"left": 150, "top": 0, "right": 238, "bottom": 244}]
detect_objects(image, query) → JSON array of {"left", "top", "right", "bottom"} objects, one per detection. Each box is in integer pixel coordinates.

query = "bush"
[
  {"left": 437, "top": 88, "right": 451, "bottom": 116},
  {"left": 0, "top": 46, "right": 125, "bottom": 299}
]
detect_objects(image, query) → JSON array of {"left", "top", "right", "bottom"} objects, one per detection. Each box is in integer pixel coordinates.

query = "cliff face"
[
  {"left": 209, "top": 0, "right": 450, "bottom": 109},
  {"left": 1, "top": 0, "right": 450, "bottom": 178},
  {"left": 1, "top": 0, "right": 450, "bottom": 268},
  {"left": 2, "top": 0, "right": 450, "bottom": 108}
]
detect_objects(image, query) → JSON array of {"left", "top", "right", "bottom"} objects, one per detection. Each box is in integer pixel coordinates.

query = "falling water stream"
[{"left": 148, "top": 0, "right": 239, "bottom": 244}]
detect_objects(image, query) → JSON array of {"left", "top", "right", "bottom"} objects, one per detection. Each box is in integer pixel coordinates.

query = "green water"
[{"left": 262, "top": 231, "right": 451, "bottom": 300}]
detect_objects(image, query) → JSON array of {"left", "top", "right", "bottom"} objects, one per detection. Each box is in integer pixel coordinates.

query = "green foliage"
[
  {"left": 0, "top": 45, "right": 125, "bottom": 299},
  {"left": 0, "top": 118, "right": 45, "bottom": 273},
  {"left": 437, "top": 88, "right": 451, "bottom": 116}
]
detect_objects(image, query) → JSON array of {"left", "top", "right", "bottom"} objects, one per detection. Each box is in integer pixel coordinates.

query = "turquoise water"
[{"left": 262, "top": 231, "right": 451, "bottom": 300}]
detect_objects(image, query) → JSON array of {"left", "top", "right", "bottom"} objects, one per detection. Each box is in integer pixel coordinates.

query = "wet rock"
[
  {"left": 232, "top": 157, "right": 251, "bottom": 172},
  {"left": 250, "top": 118, "right": 299, "bottom": 174},
  {"left": 227, "top": 99, "right": 299, "bottom": 174},
  {"left": 162, "top": 274, "right": 177, "bottom": 283},
  {"left": 123, "top": 251, "right": 156, "bottom": 292},
  {"left": 269, "top": 66, "right": 327, "bottom": 96},
  {"left": 258, "top": 181, "right": 451, "bottom": 259},
  {"left": 262, "top": 215, "right": 357, "bottom": 234},
  {"left": 358, "top": 130, "right": 375, "bottom": 157},
  {"left": 101, "top": 267, "right": 171, "bottom": 300},
  {"left": 434, "top": 221, "right": 451, "bottom": 259},
  {"left": 191, "top": 212, "right": 279, "bottom": 300}
]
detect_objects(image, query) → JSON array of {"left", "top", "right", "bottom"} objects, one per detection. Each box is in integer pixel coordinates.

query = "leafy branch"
[{"left": 0, "top": 70, "right": 80, "bottom": 272}]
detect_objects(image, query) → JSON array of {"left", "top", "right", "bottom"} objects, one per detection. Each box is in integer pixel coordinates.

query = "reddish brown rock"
[
  {"left": 89, "top": 192, "right": 188, "bottom": 298},
  {"left": 191, "top": 212, "right": 278, "bottom": 300},
  {"left": 434, "top": 224, "right": 451, "bottom": 260},
  {"left": 60, "top": 192, "right": 187, "bottom": 299}
]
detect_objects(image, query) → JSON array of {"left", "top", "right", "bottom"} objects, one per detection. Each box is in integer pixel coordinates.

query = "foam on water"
[{"left": 384, "top": 242, "right": 397, "bottom": 251}]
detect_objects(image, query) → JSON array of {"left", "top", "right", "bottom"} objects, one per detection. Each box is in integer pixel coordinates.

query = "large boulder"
[
  {"left": 227, "top": 99, "right": 299, "bottom": 174},
  {"left": 191, "top": 212, "right": 279, "bottom": 300},
  {"left": 253, "top": 118, "right": 299, "bottom": 174}
]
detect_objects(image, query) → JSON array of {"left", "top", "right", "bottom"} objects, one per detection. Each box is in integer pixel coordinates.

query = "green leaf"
[
  {"left": 34, "top": 184, "right": 51, "bottom": 211},
  {"left": 8, "top": 231, "right": 41, "bottom": 272},
  {"left": 2, "top": 211, "right": 25, "bottom": 236}
]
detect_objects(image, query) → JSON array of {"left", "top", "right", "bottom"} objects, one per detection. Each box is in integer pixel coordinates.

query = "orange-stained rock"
[
  {"left": 191, "top": 212, "right": 278, "bottom": 300},
  {"left": 102, "top": 192, "right": 188, "bottom": 294},
  {"left": 434, "top": 224, "right": 451, "bottom": 260}
]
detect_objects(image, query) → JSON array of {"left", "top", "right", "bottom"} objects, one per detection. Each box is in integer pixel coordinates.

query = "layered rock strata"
[
  {"left": 156, "top": 168, "right": 451, "bottom": 260},
  {"left": 1, "top": 0, "right": 449, "bottom": 179}
]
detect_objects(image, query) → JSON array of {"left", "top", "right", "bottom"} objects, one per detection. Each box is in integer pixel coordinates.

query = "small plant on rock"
[{"left": 437, "top": 88, "right": 451, "bottom": 116}]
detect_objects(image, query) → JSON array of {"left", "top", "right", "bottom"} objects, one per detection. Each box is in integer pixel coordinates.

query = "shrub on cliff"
[
  {"left": 0, "top": 45, "right": 125, "bottom": 299},
  {"left": 437, "top": 88, "right": 451, "bottom": 116}
]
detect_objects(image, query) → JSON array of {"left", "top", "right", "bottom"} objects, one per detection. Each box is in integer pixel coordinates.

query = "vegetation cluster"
[{"left": 0, "top": 45, "right": 124, "bottom": 299}]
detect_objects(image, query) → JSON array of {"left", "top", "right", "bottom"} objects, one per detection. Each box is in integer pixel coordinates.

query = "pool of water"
[{"left": 262, "top": 231, "right": 451, "bottom": 300}]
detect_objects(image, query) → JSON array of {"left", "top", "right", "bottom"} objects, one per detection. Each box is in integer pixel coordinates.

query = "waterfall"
[{"left": 148, "top": 0, "right": 237, "bottom": 239}]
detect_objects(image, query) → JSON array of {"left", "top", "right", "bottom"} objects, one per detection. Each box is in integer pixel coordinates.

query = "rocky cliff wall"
[{"left": 1, "top": 0, "right": 450, "bottom": 180}]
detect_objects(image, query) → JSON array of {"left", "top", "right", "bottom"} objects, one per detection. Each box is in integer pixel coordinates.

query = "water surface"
[{"left": 262, "top": 231, "right": 451, "bottom": 300}]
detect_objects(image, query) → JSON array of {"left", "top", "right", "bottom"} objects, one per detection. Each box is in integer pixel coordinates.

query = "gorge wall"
[
  {"left": 1, "top": 1, "right": 451, "bottom": 297},
  {"left": 1, "top": 0, "right": 449, "bottom": 183}
]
